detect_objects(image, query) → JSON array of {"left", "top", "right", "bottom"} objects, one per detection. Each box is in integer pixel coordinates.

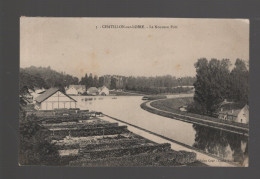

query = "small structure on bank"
[
  {"left": 98, "top": 86, "right": 109, "bottom": 96},
  {"left": 66, "top": 85, "right": 86, "bottom": 95},
  {"left": 87, "top": 87, "right": 99, "bottom": 96},
  {"left": 35, "top": 88, "right": 77, "bottom": 110},
  {"left": 218, "top": 104, "right": 249, "bottom": 124}
]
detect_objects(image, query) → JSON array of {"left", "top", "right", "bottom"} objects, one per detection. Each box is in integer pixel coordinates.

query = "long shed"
[{"left": 35, "top": 88, "right": 77, "bottom": 110}]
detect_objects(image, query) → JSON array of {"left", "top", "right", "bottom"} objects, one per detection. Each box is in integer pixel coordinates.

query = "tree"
[
  {"left": 54, "top": 81, "right": 65, "bottom": 93},
  {"left": 110, "top": 77, "right": 117, "bottom": 90},
  {"left": 229, "top": 59, "right": 249, "bottom": 104},
  {"left": 98, "top": 76, "right": 105, "bottom": 87},
  {"left": 19, "top": 71, "right": 48, "bottom": 91},
  {"left": 193, "top": 58, "right": 231, "bottom": 116},
  {"left": 88, "top": 73, "right": 93, "bottom": 88},
  {"left": 19, "top": 113, "right": 60, "bottom": 165},
  {"left": 20, "top": 66, "right": 79, "bottom": 90},
  {"left": 93, "top": 75, "right": 99, "bottom": 87}
]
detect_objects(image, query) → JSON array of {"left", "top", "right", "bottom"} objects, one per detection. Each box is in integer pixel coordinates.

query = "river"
[{"left": 73, "top": 95, "right": 248, "bottom": 166}]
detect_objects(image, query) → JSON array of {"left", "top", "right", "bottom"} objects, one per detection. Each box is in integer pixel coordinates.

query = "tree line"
[
  {"left": 124, "top": 76, "right": 195, "bottom": 94},
  {"left": 20, "top": 66, "right": 196, "bottom": 94},
  {"left": 20, "top": 66, "right": 79, "bottom": 93},
  {"left": 188, "top": 58, "right": 249, "bottom": 116}
]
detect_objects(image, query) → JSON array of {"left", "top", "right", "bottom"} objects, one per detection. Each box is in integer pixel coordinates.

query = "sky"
[{"left": 20, "top": 17, "right": 249, "bottom": 78}]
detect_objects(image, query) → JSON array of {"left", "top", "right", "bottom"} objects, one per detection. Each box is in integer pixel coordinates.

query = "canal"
[{"left": 74, "top": 95, "right": 248, "bottom": 166}]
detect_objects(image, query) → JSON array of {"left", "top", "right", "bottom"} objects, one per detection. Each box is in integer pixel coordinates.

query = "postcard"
[{"left": 19, "top": 17, "right": 249, "bottom": 167}]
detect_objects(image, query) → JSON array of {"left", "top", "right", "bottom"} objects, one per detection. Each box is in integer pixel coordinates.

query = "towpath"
[{"left": 144, "top": 98, "right": 248, "bottom": 136}]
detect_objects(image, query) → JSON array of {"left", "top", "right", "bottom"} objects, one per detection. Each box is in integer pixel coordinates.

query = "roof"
[
  {"left": 227, "top": 110, "right": 241, "bottom": 117},
  {"left": 243, "top": 104, "right": 249, "bottom": 111},
  {"left": 87, "top": 87, "right": 99, "bottom": 93},
  {"left": 219, "top": 104, "right": 249, "bottom": 117},
  {"left": 35, "top": 88, "right": 77, "bottom": 103},
  {"left": 99, "top": 86, "right": 108, "bottom": 90}
]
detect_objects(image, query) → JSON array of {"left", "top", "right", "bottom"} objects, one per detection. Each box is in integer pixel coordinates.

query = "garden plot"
[{"left": 44, "top": 115, "right": 199, "bottom": 166}]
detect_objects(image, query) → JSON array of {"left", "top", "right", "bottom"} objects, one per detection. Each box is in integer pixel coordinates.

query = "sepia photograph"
[{"left": 19, "top": 17, "right": 249, "bottom": 167}]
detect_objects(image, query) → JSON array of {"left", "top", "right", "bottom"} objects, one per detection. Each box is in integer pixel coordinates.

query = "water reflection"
[{"left": 192, "top": 124, "right": 248, "bottom": 165}]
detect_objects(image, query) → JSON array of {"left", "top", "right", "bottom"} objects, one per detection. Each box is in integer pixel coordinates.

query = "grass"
[
  {"left": 151, "top": 97, "right": 193, "bottom": 112},
  {"left": 142, "top": 98, "right": 249, "bottom": 131}
]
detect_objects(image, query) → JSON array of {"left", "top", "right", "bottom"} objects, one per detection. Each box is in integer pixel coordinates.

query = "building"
[
  {"left": 66, "top": 85, "right": 86, "bottom": 95},
  {"left": 218, "top": 104, "right": 249, "bottom": 124},
  {"left": 66, "top": 86, "right": 78, "bottom": 95},
  {"left": 98, "top": 86, "right": 109, "bottom": 96},
  {"left": 87, "top": 87, "right": 99, "bottom": 96},
  {"left": 34, "top": 88, "right": 77, "bottom": 110}
]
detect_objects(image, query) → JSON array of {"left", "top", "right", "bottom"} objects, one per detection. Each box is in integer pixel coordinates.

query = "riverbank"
[
  {"left": 109, "top": 90, "right": 144, "bottom": 96},
  {"left": 141, "top": 99, "right": 249, "bottom": 136}
]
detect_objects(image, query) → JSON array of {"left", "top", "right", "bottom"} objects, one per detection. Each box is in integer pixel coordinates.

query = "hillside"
[{"left": 20, "top": 66, "right": 79, "bottom": 92}]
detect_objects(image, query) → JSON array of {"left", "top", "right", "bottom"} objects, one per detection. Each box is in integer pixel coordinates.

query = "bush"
[
  {"left": 19, "top": 114, "right": 60, "bottom": 165},
  {"left": 187, "top": 102, "right": 206, "bottom": 115}
]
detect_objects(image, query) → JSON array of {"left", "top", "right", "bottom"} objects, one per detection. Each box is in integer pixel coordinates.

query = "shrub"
[{"left": 19, "top": 114, "right": 60, "bottom": 165}]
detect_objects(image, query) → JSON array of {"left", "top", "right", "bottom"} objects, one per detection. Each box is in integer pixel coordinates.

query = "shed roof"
[{"left": 35, "top": 88, "right": 77, "bottom": 103}]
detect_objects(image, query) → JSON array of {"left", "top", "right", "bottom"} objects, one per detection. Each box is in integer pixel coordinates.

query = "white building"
[
  {"left": 66, "top": 85, "right": 86, "bottom": 95},
  {"left": 35, "top": 88, "right": 77, "bottom": 110},
  {"left": 218, "top": 104, "right": 249, "bottom": 124},
  {"left": 235, "top": 105, "right": 249, "bottom": 124},
  {"left": 98, "top": 86, "right": 109, "bottom": 96},
  {"left": 66, "top": 86, "right": 78, "bottom": 95}
]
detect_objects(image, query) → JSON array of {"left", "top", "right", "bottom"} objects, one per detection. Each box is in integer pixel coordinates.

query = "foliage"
[
  {"left": 80, "top": 73, "right": 99, "bottom": 89},
  {"left": 229, "top": 59, "right": 249, "bottom": 104},
  {"left": 110, "top": 77, "right": 117, "bottom": 90},
  {"left": 20, "top": 66, "right": 79, "bottom": 91},
  {"left": 98, "top": 76, "right": 105, "bottom": 87},
  {"left": 19, "top": 114, "right": 60, "bottom": 165},
  {"left": 19, "top": 71, "right": 48, "bottom": 92},
  {"left": 124, "top": 76, "right": 195, "bottom": 91},
  {"left": 20, "top": 66, "right": 196, "bottom": 94},
  {"left": 191, "top": 58, "right": 249, "bottom": 116}
]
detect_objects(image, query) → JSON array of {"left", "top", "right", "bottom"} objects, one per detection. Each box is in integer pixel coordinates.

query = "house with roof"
[
  {"left": 66, "top": 85, "right": 86, "bottom": 95},
  {"left": 218, "top": 104, "right": 249, "bottom": 124},
  {"left": 87, "top": 87, "right": 99, "bottom": 96},
  {"left": 98, "top": 86, "right": 109, "bottom": 96},
  {"left": 34, "top": 88, "right": 77, "bottom": 110},
  {"left": 66, "top": 86, "right": 78, "bottom": 95}
]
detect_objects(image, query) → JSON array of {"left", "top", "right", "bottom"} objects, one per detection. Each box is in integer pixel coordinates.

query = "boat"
[{"left": 142, "top": 96, "right": 149, "bottom": 100}]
